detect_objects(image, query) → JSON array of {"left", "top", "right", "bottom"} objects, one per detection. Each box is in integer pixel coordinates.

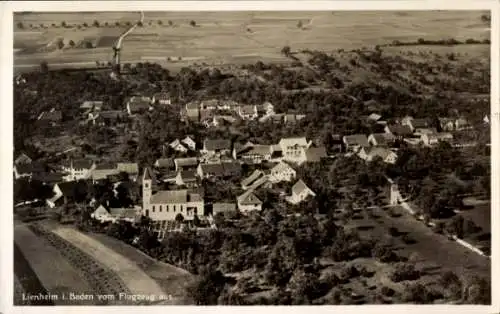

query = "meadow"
[{"left": 14, "top": 11, "right": 489, "bottom": 71}]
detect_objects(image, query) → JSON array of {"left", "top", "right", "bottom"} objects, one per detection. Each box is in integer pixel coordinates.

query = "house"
[
  {"left": 212, "top": 203, "right": 236, "bottom": 216},
  {"left": 126, "top": 96, "right": 151, "bottom": 115},
  {"left": 61, "top": 159, "right": 95, "bottom": 182},
  {"left": 197, "top": 163, "right": 224, "bottom": 179},
  {"left": 202, "top": 139, "right": 232, "bottom": 156},
  {"left": 91, "top": 164, "right": 120, "bottom": 183},
  {"left": 455, "top": 117, "right": 472, "bottom": 131},
  {"left": 414, "top": 128, "right": 438, "bottom": 136},
  {"left": 241, "top": 170, "right": 266, "bottom": 190},
  {"left": 46, "top": 181, "right": 79, "bottom": 208},
  {"left": 384, "top": 124, "right": 413, "bottom": 139},
  {"left": 232, "top": 141, "right": 255, "bottom": 159},
  {"left": 342, "top": 134, "right": 369, "bottom": 153},
  {"left": 142, "top": 167, "right": 204, "bottom": 221},
  {"left": 88, "top": 110, "right": 126, "bottom": 126},
  {"left": 236, "top": 144, "right": 273, "bottom": 164},
  {"left": 287, "top": 180, "right": 316, "bottom": 205},
  {"left": 155, "top": 158, "right": 175, "bottom": 170},
  {"left": 185, "top": 102, "right": 200, "bottom": 121},
  {"left": 439, "top": 118, "right": 456, "bottom": 131},
  {"left": 260, "top": 102, "right": 275, "bottom": 115},
  {"left": 284, "top": 114, "right": 307, "bottom": 124},
  {"left": 152, "top": 92, "right": 171, "bottom": 105},
  {"left": 212, "top": 115, "right": 238, "bottom": 127},
  {"left": 368, "top": 133, "right": 396, "bottom": 147},
  {"left": 14, "top": 162, "right": 47, "bottom": 180},
  {"left": 80, "top": 100, "right": 103, "bottom": 111},
  {"left": 238, "top": 105, "right": 258, "bottom": 120},
  {"left": 91, "top": 205, "right": 113, "bottom": 222},
  {"left": 174, "top": 157, "right": 198, "bottom": 172},
  {"left": 304, "top": 146, "right": 327, "bottom": 163},
  {"left": 237, "top": 191, "right": 262, "bottom": 212},
  {"left": 116, "top": 163, "right": 139, "bottom": 178},
  {"left": 402, "top": 118, "right": 431, "bottom": 132},
  {"left": 200, "top": 99, "right": 219, "bottom": 110},
  {"left": 367, "top": 113, "right": 382, "bottom": 122},
  {"left": 169, "top": 139, "right": 189, "bottom": 153},
  {"left": 182, "top": 136, "right": 196, "bottom": 151},
  {"left": 175, "top": 170, "right": 198, "bottom": 187},
  {"left": 421, "top": 132, "right": 454, "bottom": 147},
  {"left": 358, "top": 147, "right": 398, "bottom": 164},
  {"left": 483, "top": 115, "right": 490, "bottom": 124},
  {"left": 37, "top": 110, "right": 63, "bottom": 126},
  {"left": 268, "top": 161, "right": 296, "bottom": 183},
  {"left": 279, "top": 137, "right": 311, "bottom": 163},
  {"left": 14, "top": 153, "right": 32, "bottom": 166}
]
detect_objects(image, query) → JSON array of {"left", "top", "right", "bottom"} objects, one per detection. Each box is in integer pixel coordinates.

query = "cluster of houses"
[{"left": 181, "top": 99, "right": 307, "bottom": 128}]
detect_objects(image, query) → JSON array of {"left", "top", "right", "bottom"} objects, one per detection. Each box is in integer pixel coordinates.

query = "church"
[{"left": 142, "top": 168, "right": 204, "bottom": 221}]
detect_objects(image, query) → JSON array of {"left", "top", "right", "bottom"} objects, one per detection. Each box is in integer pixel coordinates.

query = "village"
[{"left": 14, "top": 89, "right": 488, "bottom": 239}]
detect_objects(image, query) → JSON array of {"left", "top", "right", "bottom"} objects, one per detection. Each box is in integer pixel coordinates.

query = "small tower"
[
  {"left": 390, "top": 184, "right": 399, "bottom": 205},
  {"left": 142, "top": 167, "right": 154, "bottom": 214}
]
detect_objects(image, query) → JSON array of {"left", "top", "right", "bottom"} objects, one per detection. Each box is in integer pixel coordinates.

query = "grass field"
[{"left": 14, "top": 11, "right": 489, "bottom": 71}]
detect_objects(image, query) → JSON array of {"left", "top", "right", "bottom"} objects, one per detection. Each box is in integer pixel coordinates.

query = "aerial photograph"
[{"left": 12, "top": 10, "right": 491, "bottom": 306}]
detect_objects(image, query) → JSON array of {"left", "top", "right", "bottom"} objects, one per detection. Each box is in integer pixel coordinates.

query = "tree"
[
  {"left": 281, "top": 45, "right": 291, "bottom": 57},
  {"left": 190, "top": 20, "right": 196, "bottom": 27},
  {"left": 83, "top": 22, "right": 88, "bottom": 27},
  {"left": 17, "top": 22, "right": 24, "bottom": 29},
  {"left": 115, "top": 21, "right": 120, "bottom": 26},
  {"left": 93, "top": 20, "right": 100, "bottom": 27},
  {"left": 297, "top": 20, "right": 303, "bottom": 29},
  {"left": 168, "top": 20, "right": 173, "bottom": 26},
  {"left": 158, "top": 20, "right": 163, "bottom": 25},
  {"left": 68, "top": 40, "right": 75, "bottom": 47},
  {"left": 40, "top": 61, "right": 49, "bottom": 74},
  {"left": 175, "top": 213, "right": 185, "bottom": 223},
  {"left": 137, "top": 21, "right": 143, "bottom": 27},
  {"left": 186, "top": 270, "right": 226, "bottom": 305},
  {"left": 61, "top": 21, "right": 67, "bottom": 28}
]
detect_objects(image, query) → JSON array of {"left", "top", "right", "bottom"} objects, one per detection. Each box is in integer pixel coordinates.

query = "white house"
[
  {"left": 152, "top": 92, "right": 171, "bottom": 105},
  {"left": 62, "top": 159, "right": 95, "bottom": 182},
  {"left": 237, "top": 191, "right": 262, "bottom": 212},
  {"left": 287, "top": 180, "right": 316, "bottom": 205},
  {"left": 91, "top": 205, "right": 115, "bottom": 222},
  {"left": 358, "top": 147, "right": 398, "bottom": 164},
  {"left": 169, "top": 139, "right": 189, "bottom": 153},
  {"left": 182, "top": 136, "right": 197, "bottom": 151},
  {"left": 268, "top": 161, "right": 296, "bottom": 183},
  {"left": 278, "top": 137, "right": 311, "bottom": 163},
  {"left": 421, "top": 132, "right": 454, "bottom": 147},
  {"left": 238, "top": 105, "right": 258, "bottom": 120}
]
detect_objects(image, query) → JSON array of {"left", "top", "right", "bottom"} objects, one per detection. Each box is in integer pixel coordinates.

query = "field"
[
  {"left": 13, "top": 221, "right": 194, "bottom": 305},
  {"left": 13, "top": 11, "right": 489, "bottom": 72}
]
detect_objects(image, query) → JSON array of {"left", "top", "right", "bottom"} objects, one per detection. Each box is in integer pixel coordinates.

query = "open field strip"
[
  {"left": 88, "top": 232, "right": 194, "bottom": 303},
  {"left": 28, "top": 223, "right": 131, "bottom": 305},
  {"left": 51, "top": 226, "right": 167, "bottom": 301},
  {"left": 14, "top": 224, "right": 95, "bottom": 305}
]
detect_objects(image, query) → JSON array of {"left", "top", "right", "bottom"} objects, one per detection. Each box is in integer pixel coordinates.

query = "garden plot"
[
  {"left": 89, "top": 233, "right": 195, "bottom": 304},
  {"left": 28, "top": 223, "right": 130, "bottom": 305},
  {"left": 14, "top": 224, "right": 94, "bottom": 305},
  {"left": 51, "top": 226, "right": 166, "bottom": 301}
]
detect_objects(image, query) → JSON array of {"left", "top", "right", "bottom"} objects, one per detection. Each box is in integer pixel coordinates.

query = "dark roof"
[
  {"left": 143, "top": 167, "right": 155, "bottom": 181},
  {"left": 213, "top": 203, "right": 236, "bottom": 213},
  {"left": 222, "top": 162, "right": 242, "bottom": 175},
  {"left": 204, "top": 139, "right": 231, "bottom": 151},
  {"left": 14, "top": 153, "right": 32, "bottom": 165},
  {"left": 411, "top": 119, "right": 431, "bottom": 129},
  {"left": 57, "top": 181, "right": 78, "bottom": 196},
  {"left": 72, "top": 159, "right": 94, "bottom": 169},
  {"left": 178, "top": 170, "right": 197, "bottom": 182},
  {"left": 127, "top": 97, "right": 150, "bottom": 112},
  {"left": 95, "top": 163, "right": 117, "bottom": 170},
  {"left": 305, "top": 146, "right": 327, "bottom": 162},
  {"left": 15, "top": 162, "right": 46, "bottom": 174},
  {"left": 200, "top": 163, "right": 224, "bottom": 175},
  {"left": 31, "top": 172, "right": 63, "bottom": 183},
  {"left": 155, "top": 158, "right": 174, "bottom": 169},
  {"left": 387, "top": 124, "right": 413, "bottom": 136},
  {"left": 343, "top": 134, "right": 369, "bottom": 146},
  {"left": 98, "top": 111, "right": 126, "bottom": 120}
]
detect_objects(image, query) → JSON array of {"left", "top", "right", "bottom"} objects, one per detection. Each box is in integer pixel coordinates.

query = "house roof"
[
  {"left": 98, "top": 110, "right": 125, "bottom": 120},
  {"left": 410, "top": 118, "right": 430, "bottom": 129},
  {"left": 178, "top": 170, "right": 197, "bottom": 182},
  {"left": 370, "top": 133, "right": 395, "bottom": 146},
  {"left": 38, "top": 110, "right": 62, "bottom": 122},
  {"left": 14, "top": 153, "right": 32, "bottom": 165},
  {"left": 222, "top": 162, "right": 241, "bottom": 174},
  {"left": 150, "top": 189, "right": 202, "bottom": 204},
  {"left": 203, "top": 139, "right": 231, "bottom": 151},
  {"left": 242, "top": 145, "right": 272, "bottom": 156},
  {"left": 386, "top": 125, "right": 413, "bottom": 136},
  {"left": 367, "top": 113, "right": 382, "bottom": 121},
  {"left": 169, "top": 139, "right": 185, "bottom": 148},
  {"left": 71, "top": 159, "right": 94, "bottom": 169},
  {"left": 57, "top": 181, "right": 78, "bottom": 196},
  {"left": 80, "top": 101, "right": 103, "bottom": 110},
  {"left": 93, "top": 205, "right": 109, "bottom": 216},
  {"left": 213, "top": 203, "right": 236, "bottom": 213},
  {"left": 271, "top": 161, "right": 295, "bottom": 173},
  {"left": 153, "top": 92, "right": 170, "bottom": 100},
  {"left": 92, "top": 168, "right": 119, "bottom": 181},
  {"left": 237, "top": 191, "right": 262, "bottom": 205},
  {"left": 239, "top": 105, "right": 256, "bottom": 115},
  {"left": 143, "top": 167, "right": 156, "bottom": 182},
  {"left": 185, "top": 102, "right": 199, "bottom": 110},
  {"left": 127, "top": 97, "right": 150, "bottom": 112},
  {"left": 95, "top": 163, "right": 117, "bottom": 170},
  {"left": 16, "top": 162, "right": 46, "bottom": 175},
  {"left": 343, "top": 134, "right": 369, "bottom": 146},
  {"left": 279, "top": 137, "right": 309, "bottom": 147},
  {"left": 284, "top": 114, "right": 306, "bottom": 124},
  {"left": 241, "top": 170, "right": 264, "bottom": 187},
  {"left": 109, "top": 208, "right": 137, "bottom": 219},
  {"left": 155, "top": 158, "right": 174, "bottom": 169},
  {"left": 305, "top": 146, "right": 327, "bottom": 162},
  {"left": 292, "top": 179, "right": 314, "bottom": 196},
  {"left": 436, "top": 132, "right": 454, "bottom": 140},
  {"left": 200, "top": 163, "right": 224, "bottom": 175},
  {"left": 117, "top": 162, "right": 138, "bottom": 174},
  {"left": 174, "top": 157, "right": 198, "bottom": 168},
  {"left": 364, "top": 147, "right": 395, "bottom": 160},
  {"left": 31, "top": 172, "right": 63, "bottom": 183}
]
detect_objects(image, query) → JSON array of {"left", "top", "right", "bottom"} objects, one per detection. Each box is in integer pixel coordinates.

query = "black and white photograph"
[{"left": 2, "top": 0, "right": 498, "bottom": 311}]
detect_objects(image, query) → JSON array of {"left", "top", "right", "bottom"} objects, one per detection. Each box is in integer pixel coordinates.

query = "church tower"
[{"left": 142, "top": 167, "right": 154, "bottom": 215}]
